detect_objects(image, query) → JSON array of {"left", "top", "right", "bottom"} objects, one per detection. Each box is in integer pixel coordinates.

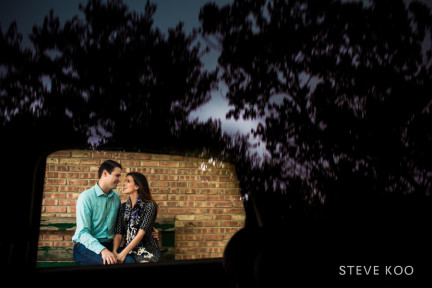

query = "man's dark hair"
[{"left": 98, "top": 160, "right": 122, "bottom": 178}]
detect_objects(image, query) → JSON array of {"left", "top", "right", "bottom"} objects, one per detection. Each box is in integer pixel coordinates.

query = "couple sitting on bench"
[{"left": 72, "top": 160, "right": 160, "bottom": 265}]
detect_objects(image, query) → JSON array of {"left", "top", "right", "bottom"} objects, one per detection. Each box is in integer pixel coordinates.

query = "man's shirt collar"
[{"left": 95, "top": 183, "right": 115, "bottom": 197}]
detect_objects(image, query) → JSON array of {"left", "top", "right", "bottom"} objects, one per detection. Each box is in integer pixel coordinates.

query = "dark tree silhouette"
[
  {"left": 199, "top": 1, "right": 432, "bottom": 286},
  {"left": 1, "top": 0, "right": 228, "bottom": 154},
  {"left": 200, "top": 0, "right": 432, "bottom": 225}
]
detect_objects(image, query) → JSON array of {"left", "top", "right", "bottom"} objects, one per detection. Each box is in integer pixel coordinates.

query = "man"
[{"left": 72, "top": 160, "right": 158, "bottom": 265}]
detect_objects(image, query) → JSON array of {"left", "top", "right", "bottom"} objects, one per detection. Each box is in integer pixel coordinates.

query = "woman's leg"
[
  {"left": 116, "top": 247, "right": 136, "bottom": 264},
  {"left": 123, "top": 255, "right": 136, "bottom": 263}
]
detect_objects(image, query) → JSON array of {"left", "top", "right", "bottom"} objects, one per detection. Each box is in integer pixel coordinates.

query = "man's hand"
[
  {"left": 101, "top": 248, "right": 117, "bottom": 265},
  {"left": 152, "top": 227, "right": 159, "bottom": 241}
]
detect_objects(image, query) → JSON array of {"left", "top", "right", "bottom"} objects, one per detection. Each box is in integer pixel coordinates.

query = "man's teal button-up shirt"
[{"left": 72, "top": 183, "right": 121, "bottom": 254}]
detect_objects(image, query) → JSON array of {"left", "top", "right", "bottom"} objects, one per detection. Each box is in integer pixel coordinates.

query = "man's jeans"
[{"left": 73, "top": 241, "right": 135, "bottom": 265}]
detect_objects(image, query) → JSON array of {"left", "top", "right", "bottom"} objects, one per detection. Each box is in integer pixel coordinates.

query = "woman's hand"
[
  {"left": 112, "top": 251, "right": 119, "bottom": 262},
  {"left": 116, "top": 251, "right": 128, "bottom": 263},
  {"left": 152, "top": 228, "right": 159, "bottom": 241}
]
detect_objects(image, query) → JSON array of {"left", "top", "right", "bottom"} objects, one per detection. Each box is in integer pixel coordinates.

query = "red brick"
[
  {"left": 226, "top": 182, "right": 240, "bottom": 188},
  {"left": 92, "top": 152, "right": 111, "bottom": 158},
  {"left": 70, "top": 166, "right": 90, "bottom": 172},
  {"left": 151, "top": 154, "right": 171, "bottom": 161},
  {"left": 150, "top": 188, "right": 161, "bottom": 194},
  {"left": 180, "top": 162, "right": 197, "bottom": 168},
  {"left": 59, "top": 172, "right": 79, "bottom": 179},
  {"left": 59, "top": 158, "right": 81, "bottom": 165},
  {"left": 232, "top": 201, "right": 244, "bottom": 207},
  {"left": 71, "top": 151, "right": 91, "bottom": 158},
  {"left": 42, "top": 199, "right": 58, "bottom": 206},
  {"left": 67, "top": 206, "right": 76, "bottom": 213},
  {"left": 188, "top": 182, "right": 209, "bottom": 188},
  {"left": 169, "top": 182, "right": 187, "bottom": 187},
  {"left": 214, "top": 202, "right": 233, "bottom": 208},
  {"left": 215, "top": 215, "right": 231, "bottom": 220},
  {"left": 199, "top": 189, "right": 218, "bottom": 195},
  {"left": 152, "top": 194, "right": 168, "bottom": 201},
  {"left": 66, "top": 193, "right": 79, "bottom": 200},
  {"left": 58, "top": 186, "right": 79, "bottom": 193},
  {"left": 222, "top": 208, "right": 244, "bottom": 214},
  {"left": 170, "top": 169, "right": 190, "bottom": 175},
  {"left": 38, "top": 241, "right": 53, "bottom": 247},
  {"left": 43, "top": 235, "right": 64, "bottom": 241},
  {"left": 207, "top": 195, "right": 225, "bottom": 201},
  {"left": 179, "top": 201, "right": 195, "bottom": 207},
  {"left": 44, "top": 193, "right": 66, "bottom": 199},
  {"left": 112, "top": 152, "right": 131, "bottom": 160},
  {"left": 141, "top": 161, "right": 160, "bottom": 167},
  {"left": 176, "top": 241, "right": 199, "bottom": 247},
  {"left": 50, "top": 151, "right": 71, "bottom": 157},
  {"left": 45, "top": 206, "right": 67, "bottom": 213},
  {"left": 195, "top": 202, "right": 215, "bottom": 208},
  {"left": 167, "top": 208, "right": 186, "bottom": 214},
  {"left": 185, "top": 235, "right": 205, "bottom": 241},
  {"left": 148, "top": 174, "right": 160, "bottom": 181},
  {"left": 206, "top": 235, "right": 224, "bottom": 241},
  {"left": 45, "top": 172, "right": 59, "bottom": 178},
  {"left": 168, "top": 195, "right": 187, "bottom": 201},
  {"left": 151, "top": 168, "right": 169, "bottom": 174},
  {"left": 131, "top": 153, "right": 151, "bottom": 160},
  {"left": 43, "top": 186, "right": 58, "bottom": 192},
  {"left": 130, "top": 167, "right": 151, "bottom": 173},
  {"left": 80, "top": 159, "right": 101, "bottom": 165},
  {"left": 47, "top": 165, "right": 68, "bottom": 171},
  {"left": 67, "top": 179, "right": 88, "bottom": 186},
  {"left": 223, "top": 221, "right": 242, "bottom": 227},
  {"left": 219, "top": 176, "right": 236, "bottom": 182},
  {"left": 152, "top": 181, "right": 171, "bottom": 187},
  {"left": 160, "top": 175, "right": 178, "bottom": 181},
  {"left": 45, "top": 179, "right": 66, "bottom": 185},
  {"left": 203, "top": 221, "right": 223, "bottom": 227},
  {"left": 171, "top": 155, "right": 188, "bottom": 161},
  {"left": 187, "top": 195, "right": 206, "bottom": 201},
  {"left": 59, "top": 200, "right": 76, "bottom": 206},
  {"left": 206, "top": 248, "right": 225, "bottom": 254},
  {"left": 121, "top": 160, "right": 141, "bottom": 166},
  {"left": 160, "top": 161, "right": 179, "bottom": 168},
  {"left": 79, "top": 172, "right": 97, "bottom": 179},
  {"left": 179, "top": 175, "right": 199, "bottom": 181},
  {"left": 201, "top": 176, "right": 218, "bottom": 182},
  {"left": 158, "top": 201, "right": 178, "bottom": 207}
]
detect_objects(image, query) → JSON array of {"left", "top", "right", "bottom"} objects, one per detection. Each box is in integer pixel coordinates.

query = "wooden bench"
[{"left": 37, "top": 216, "right": 175, "bottom": 267}]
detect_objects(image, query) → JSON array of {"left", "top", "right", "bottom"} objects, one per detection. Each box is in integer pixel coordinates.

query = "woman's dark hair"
[
  {"left": 98, "top": 160, "right": 122, "bottom": 178},
  {"left": 127, "top": 172, "right": 158, "bottom": 220}
]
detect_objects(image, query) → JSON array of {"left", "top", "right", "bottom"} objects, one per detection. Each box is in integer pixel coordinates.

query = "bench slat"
[{"left": 40, "top": 217, "right": 76, "bottom": 231}]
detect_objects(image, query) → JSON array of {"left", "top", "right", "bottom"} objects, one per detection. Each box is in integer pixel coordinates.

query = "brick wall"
[{"left": 39, "top": 150, "right": 245, "bottom": 260}]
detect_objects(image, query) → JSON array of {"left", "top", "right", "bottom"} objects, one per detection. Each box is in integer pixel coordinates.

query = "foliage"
[
  {"left": 200, "top": 0, "right": 432, "bottom": 223},
  {"left": 0, "top": 0, "right": 224, "bottom": 155}
]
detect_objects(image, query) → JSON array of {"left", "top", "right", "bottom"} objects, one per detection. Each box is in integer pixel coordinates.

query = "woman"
[{"left": 113, "top": 172, "right": 161, "bottom": 263}]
